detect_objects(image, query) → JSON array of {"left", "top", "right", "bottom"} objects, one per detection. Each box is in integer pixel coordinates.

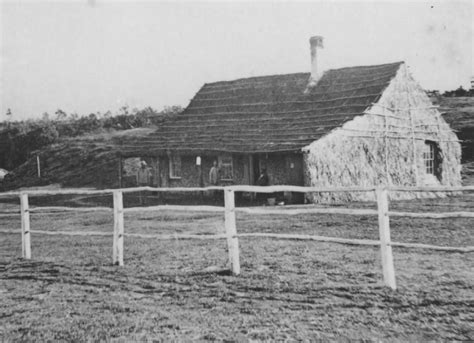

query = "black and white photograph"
[{"left": 0, "top": 0, "right": 473, "bottom": 341}]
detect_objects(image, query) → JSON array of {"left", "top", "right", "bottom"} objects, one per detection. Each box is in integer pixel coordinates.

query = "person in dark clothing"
[
  {"left": 257, "top": 168, "right": 269, "bottom": 186},
  {"left": 256, "top": 168, "right": 269, "bottom": 204}
]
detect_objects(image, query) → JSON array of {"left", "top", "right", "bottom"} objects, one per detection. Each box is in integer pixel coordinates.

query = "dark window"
[
  {"left": 218, "top": 155, "right": 233, "bottom": 181},
  {"left": 169, "top": 155, "right": 181, "bottom": 179},
  {"left": 423, "top": 141, "right": 441, "bottom": 179},
  {"left": 423, "top": 142, "right": 435, "bottom": 174}
]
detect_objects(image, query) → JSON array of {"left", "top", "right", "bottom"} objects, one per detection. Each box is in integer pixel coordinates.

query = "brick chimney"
[{"left": 309, "top": 36, "right": 324, "bottom": 86}]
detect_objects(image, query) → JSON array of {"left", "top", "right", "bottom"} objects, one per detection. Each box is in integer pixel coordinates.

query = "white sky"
[{"left": 1, "top": 0, "right": 473, "bottom": 120}]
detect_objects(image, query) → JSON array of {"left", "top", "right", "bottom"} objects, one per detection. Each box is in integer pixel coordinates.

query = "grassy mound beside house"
[
  {"left": 437, "top": 96, "right": 474, "bottom": 163},
  {"left": 0, "top": 106, "right": 183, "bottom": 190},
  {"left": 0, "top": 128, "right": 156, "bottom": 191}
]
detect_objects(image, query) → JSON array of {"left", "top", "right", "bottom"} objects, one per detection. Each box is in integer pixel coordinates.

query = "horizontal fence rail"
[
  {"left": 29, "top": 230, "right": 112, "bottom": 237},
  {"left": 29, "top": 206, "right": 113, "bottom": 213},
  {"left": 388, "top": 211, "right": 474, "bottom": 219},
  {"left": 234, "top": 233, "right": 473, "bottom": 253},
  {"left": 123, "top": 205, "right": 224, "bottom": 213},
  {"left": 2, "top": 231, "right": 471, "bottom": 253},
  {"left": 1, "top": 185, "right": 473, "bottom": 290},
  {"left": 2, "top": 184, "right": 473, "bottom": 198},
  {"left": 124, "top": 233, "right": 228, "bottom": 240},
  {"left": 236, "top": 207, "right": 378, "bottom": 216}
]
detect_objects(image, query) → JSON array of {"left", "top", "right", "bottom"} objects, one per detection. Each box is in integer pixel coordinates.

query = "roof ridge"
[
  {"left": 204, "top": 61, "right": 404, "bottom": 86},
  {"left": 325, "top": 61, "right": 405, "bottom": 73},
  {"left": 205, "top": 72, "right": 309, "bottom": 86}
]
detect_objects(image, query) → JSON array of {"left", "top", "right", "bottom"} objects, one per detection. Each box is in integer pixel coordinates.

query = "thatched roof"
[{"left": 122, "top": 61, "right": 404, "bottom": 155}]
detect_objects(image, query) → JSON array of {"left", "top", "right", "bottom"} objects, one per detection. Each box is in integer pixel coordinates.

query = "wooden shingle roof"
[{"left": 123, "top": 61, "right": 403, "bottom": 155}]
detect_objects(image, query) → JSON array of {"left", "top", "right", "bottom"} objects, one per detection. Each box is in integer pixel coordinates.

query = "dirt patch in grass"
[{"left": 0, "top": 195, "right": 473, "bottom": 341}]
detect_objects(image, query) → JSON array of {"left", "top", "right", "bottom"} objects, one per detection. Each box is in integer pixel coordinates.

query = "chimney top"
[
  {"left": 310, "top": 36, "right": 324, "bottom": 48},
  {"left": 307, "top": 35, "right": 324, "bottom": 89}
]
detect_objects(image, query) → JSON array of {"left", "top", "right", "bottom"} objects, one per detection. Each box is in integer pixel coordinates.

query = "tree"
[
  {"left": 135, "top": 106, "right": 158, "bottom": 127},
  {"left": 55, "top": 109, "right": 67, "bottom": 121},
  {"left": 443, "top": 86, "right": 471, "bottom": 97},
  {"left": 162, "top": 105, "right": 183, "bottom": 116},
  {"left": 119, "top": 105, "right": 130, "bottom": 116},
  {"left": 454, "top": 86, "right": 468, "bottom": 97}
]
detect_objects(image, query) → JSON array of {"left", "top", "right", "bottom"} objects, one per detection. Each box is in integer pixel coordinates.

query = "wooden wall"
[{"left": 127, "top": 152, "right": 304, "bottom": 188}]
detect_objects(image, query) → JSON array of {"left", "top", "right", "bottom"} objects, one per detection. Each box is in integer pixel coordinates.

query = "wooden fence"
[{"left": 1, "top": 185, "right": 473, "bottom": 290}]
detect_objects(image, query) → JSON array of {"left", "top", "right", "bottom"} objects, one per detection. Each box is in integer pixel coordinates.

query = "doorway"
[{"left": 252, "top": 155, "right": 261, "bottom": 185}]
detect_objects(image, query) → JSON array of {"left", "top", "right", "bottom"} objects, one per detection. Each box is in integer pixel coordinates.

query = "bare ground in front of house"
[{"left": 0, "top": 193, "right": 473, "bottom": 341}]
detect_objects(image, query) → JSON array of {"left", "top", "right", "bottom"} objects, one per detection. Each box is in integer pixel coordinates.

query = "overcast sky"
[{"left": 1, "top": 0, "right": 472, "bottom": 120}]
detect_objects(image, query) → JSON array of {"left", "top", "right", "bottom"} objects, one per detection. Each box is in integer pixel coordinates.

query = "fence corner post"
[
  {"left": 20, "top": 193, "right": 31, "bottom": 259},
  {"left": 376, "top": 187, "right": 396, "bottom": 290},
  {"left": 113, "top": 190, "right": 124, "bottom": 266},
  {"left": 224, "top": 188, "right": 240, "bottom": 275}
]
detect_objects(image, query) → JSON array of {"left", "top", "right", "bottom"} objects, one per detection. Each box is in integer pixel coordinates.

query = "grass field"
[{"left": 1, "top": 193, "right": 473, "bottom": 341}]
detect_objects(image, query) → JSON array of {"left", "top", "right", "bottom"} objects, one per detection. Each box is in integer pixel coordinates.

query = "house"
[{"left": 120, "top": 36, "right": 461, "bottom": 202}]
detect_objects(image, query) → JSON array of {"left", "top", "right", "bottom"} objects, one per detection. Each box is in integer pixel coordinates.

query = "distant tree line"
[
  {"left": 0, "top": 105, "right": 183, "bottom": 170},
  {"left": 440, "top": 86, "right": 474, "bottom": 97}
]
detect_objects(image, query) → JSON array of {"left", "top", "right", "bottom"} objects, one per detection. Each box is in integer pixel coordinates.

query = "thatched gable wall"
[{"left": 304, "top": 64, "right": 462, "bottom": 202}]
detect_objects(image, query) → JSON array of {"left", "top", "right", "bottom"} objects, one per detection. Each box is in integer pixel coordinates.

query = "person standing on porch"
[
  {"left": 256, "top": 168, "right": 269, "bottom": 204},
  {"left": 209, "top": 160, "right": 219, "bottom": 185},
  {"left": 257, "top": 168, "right": 269, "bottom": 187},
  {"left": 137, "top": 160, "right": 152, "bottom": 205},
  {"left": 209, "top": 160, "right": 220, "bottom": 203}
]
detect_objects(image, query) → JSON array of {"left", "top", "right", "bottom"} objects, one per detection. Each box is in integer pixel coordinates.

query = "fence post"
[
  {"left": 224, "top": 188, "right": 240, "bottom": 275},
  {"left": 113, "top": 191, "right": 124, "bottom": 266},
  {"left": 376, "top": 187, "right": 396, "bottom": 290},
  {"left": 20, "top": 193, "right": 31, "bottom": 259}
]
